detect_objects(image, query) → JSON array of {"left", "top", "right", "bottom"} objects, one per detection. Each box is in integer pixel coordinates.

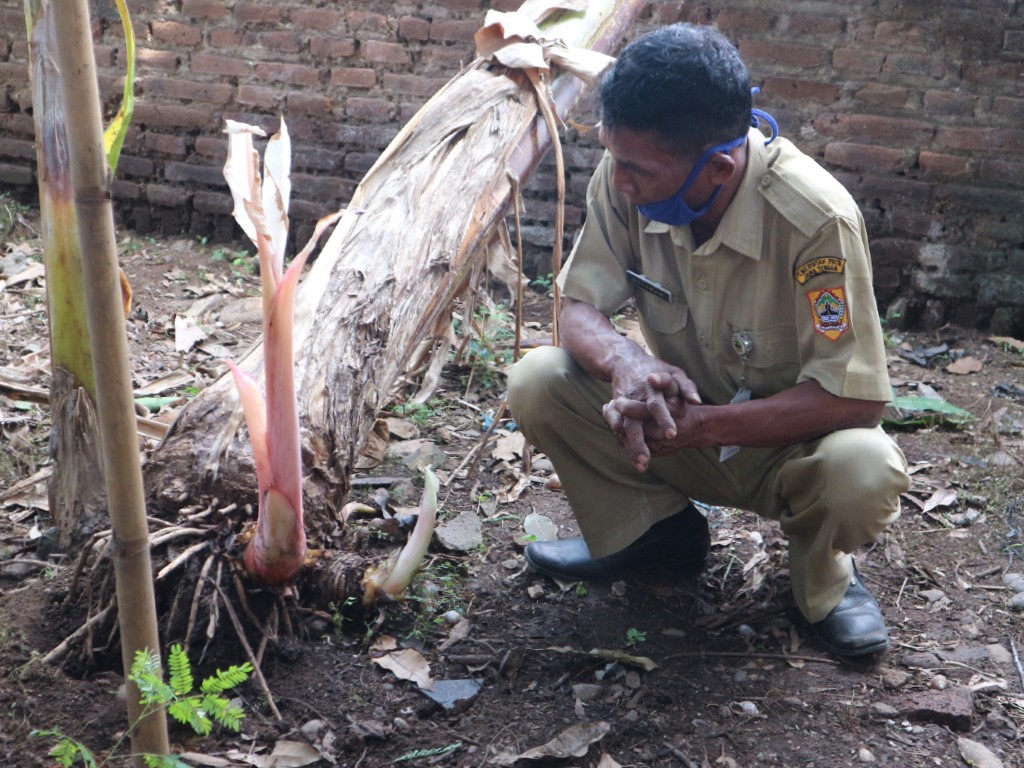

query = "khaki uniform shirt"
[{"left": 558, "top": 129, "right": 891, "bottom": 407}]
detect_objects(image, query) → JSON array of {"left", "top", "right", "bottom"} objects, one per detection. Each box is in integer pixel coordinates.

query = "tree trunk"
[
  {"left": 145, "top": 2, "right": 644, "bottom": 535},
  {"left": 55, "top": 0, "right": 170, "bottom": 762},
  {"left": 25, "top": 0, "right": 107, "bottom": 549}
]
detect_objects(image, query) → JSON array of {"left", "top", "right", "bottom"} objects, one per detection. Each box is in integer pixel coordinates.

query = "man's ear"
[{"left": 706, "top": 152, "right": 738, "bottom": 186}]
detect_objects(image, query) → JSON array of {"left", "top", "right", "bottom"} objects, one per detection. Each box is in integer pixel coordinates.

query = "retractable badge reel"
[{"left": 719, "top": 332, "right": 754, "bottom": 462}]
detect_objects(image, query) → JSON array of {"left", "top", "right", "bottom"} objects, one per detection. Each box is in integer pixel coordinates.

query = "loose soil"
[{"left": 1, "top": 204, "right": 1022, "bottom": 768}]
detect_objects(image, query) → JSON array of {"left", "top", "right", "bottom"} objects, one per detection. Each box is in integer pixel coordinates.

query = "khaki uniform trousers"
[{"left": 507, "top": 346, "right": 910, "bottom": 622}]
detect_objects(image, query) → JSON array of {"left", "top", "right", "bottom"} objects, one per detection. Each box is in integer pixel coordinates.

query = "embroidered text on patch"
[
  {"left": 795, "top": 256, "right": 846, "bottom": 284},
  {"left": 807, "top": 287, "right": 849, "bottom": 341}
]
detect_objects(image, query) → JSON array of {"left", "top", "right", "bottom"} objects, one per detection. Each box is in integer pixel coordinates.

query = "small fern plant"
[{"left": 33, "top": 643, "right": 253, "bottom": 767}]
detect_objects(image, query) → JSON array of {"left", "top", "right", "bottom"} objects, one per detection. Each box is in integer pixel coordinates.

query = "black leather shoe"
[
  {"left": 524, "top": 504, "right": 710, "bottom": 582},
  {"left": 809, "top": 565, "right": 890, "bottom": 657}
]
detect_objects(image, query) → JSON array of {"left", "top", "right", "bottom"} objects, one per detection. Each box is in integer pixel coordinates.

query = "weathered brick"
[
  {"left": 714, "top": 9, "right": 774, "bottom": 32},
  {"left": 335, "top": 123, "right": 400, "bottom": 149},
  {"left": 191, "top": 52, "right": 252, "bottom": 77},
  {"left": 255, "top": 61, "right": 321, "bottom": 87},
  {"left": 918, "top": 151, "right": 969, "bottom": 178},
  {"left": 210, "top": 29, "right": 258, "bottom": 48},
  {"left": 1004, "top": 30, "right": 1024, "bottom": 52},
  {"left": 286, "top": 92, "right": 333, "bottom": 117},
  {"left": 110, "top": 179, "right": 142, "bottom": 201},
  {"left": 346, "top": 97, "right": 392, "bottom": 122},
  {"left": 143, "top": 76, "right": 233, "bottom": 104},
  {"left": 883, "top": 53, "right": 945, "bottom": 79},
  {"left": 291, "top": 7, "right": 344, "bottom": 31},
  {"left": 192, "top": 190, "right": 234, "bottom": 214},
  {"left": 194, "top": 136, "right": 228, "bottom": 159},
  {"left": 824, "top": 142, "right": 905, "bottom": 173},
  {"left": 136, "top": 49, "right": 180, "bottom": 70},
  {"left": 165, "top": 161, "right": 227, "bottom": 186},
  {"left": 238, "top": 84, "right": 279, "bottom": 109},
  {"left": 330, "top": 67, "right": 376, "bottom": 88},
  {"left": 343, "top": 152, "right": 378, "bottom": 173},
  {"left": 853, "top": 84, "right": 909, "bottom": 108},
  {"left": 311, "top": 37, "right": 357, "bottom": 58},
  {"left": 833, "top": 48, "right": 885, "bottom": 74},
  {"left": 0, "top": 162, "right": 33, "bottom": 186},
  {"left": 430, "top": 20, "right": 480, "bottom": 43},
  {"left": 398, "top": 16, "right": 431, "bottom": 42},
  {"left": 181, "top": 0, "right": 228, "bottom": 21},
  {"left": 991, "top": 96, "right": 1024, "bottom": 117},
  {"left": 361, "top": 40, "right": 411, "bottom": 65},
  {"left": 873, "top": 21, "right": 928, "bottom": 49},
  {"left": 964, "top": 61, "right": 1024, "bottom": 85},
  {"left": 116, "top": 155, "right": 156, "bottom": 178},
  {"left": 348, "top": 12, "right": 388, "bottom": 33},
  {"left": 923, "top": 90, "right": 976, "bottom": 116},
  {"left": 435, "top": 0, "right": 483, "bottom": 10},
  {"left": 977, "top": 158, "right": 1024, "bottom": 185},
  {"left": 262, "top": 32, "right": 302, "bottom": 54},
  {"left": 292, "top": 147, "right": 342, "bottom": 172},
  {"left": 891, "top": 209, "right": 943, "bottom": 239},
  {"left": 421, "top": 46, "right": 473, "bottom": 70},
  {"left": 653, "top": 3, "right": 687, "bottom": 24},
  {"left": 94, "top": 44, "right": 116, "bottom": 68},
  {"left": 0, "top": 137, "right": 35, "bottom": 160},
  {"left": 146, "top": 183, "right": 192, "bottom": 207},
  {"left": 144, "top": 132, "right": 189, "bottom": 156},
  {"left": 382, "top": 73, "right": 447, "bottom": 97},
  {"left": 150, "top": 21, "right": 202, "bottom": 47},
  {"left": 760, "top": 77, "right": 839, "bottom": 103},
  {"left": 235, "top": 3, "right": 282, "bottom": 24},
  {"left": 936, "top": 126, "right": 1024, "bottom": 153},
  {"left": 814, "top": 113, "right": 934, "bottom": 145},
  {"left": 787, "top": 13, "right": 843, "bottom": 36},
  {"left": 133, "top": 103, "right": 219, "bottom": 130},
  {"left": 739, "top": 40, "right": 824, "bottom": 68},
  {"left": 289, "top": 173, "right": 348, "bottom": 202}
]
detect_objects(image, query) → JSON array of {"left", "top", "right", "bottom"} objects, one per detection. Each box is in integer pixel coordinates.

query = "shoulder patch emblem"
[
  {"left": 795, "top": 256, "right": 846, "bottom": 284},
  {"left": 806, "top": 287, "right": 849, "bottom": 341}
]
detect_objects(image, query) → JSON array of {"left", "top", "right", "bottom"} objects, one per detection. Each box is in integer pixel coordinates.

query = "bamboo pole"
[{"left": 53, "top": 1, "right": 169, "bottom": 764}]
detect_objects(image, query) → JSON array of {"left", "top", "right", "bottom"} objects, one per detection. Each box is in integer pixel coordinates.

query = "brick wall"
[{"left": 1, "top": 1, "right": 1022, "bottom": 334}]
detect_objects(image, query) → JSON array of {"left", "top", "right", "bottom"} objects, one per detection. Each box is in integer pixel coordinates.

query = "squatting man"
[{"left": 507, "top": 23, "right": 910, "bottom": 656}]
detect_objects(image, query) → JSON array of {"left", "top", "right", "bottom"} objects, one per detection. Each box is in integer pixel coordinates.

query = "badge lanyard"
[{"left": 719, "top": 332, "right": 753, "bottom": 462}]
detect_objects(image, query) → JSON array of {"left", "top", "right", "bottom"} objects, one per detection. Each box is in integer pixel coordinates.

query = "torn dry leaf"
[{"left": 370, "top": 636, "right": 434, "bottom": 690}]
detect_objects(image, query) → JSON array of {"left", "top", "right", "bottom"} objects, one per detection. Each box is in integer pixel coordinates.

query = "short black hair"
[{"left": 600, "top": 24, "right": 752, "bottom": 155}]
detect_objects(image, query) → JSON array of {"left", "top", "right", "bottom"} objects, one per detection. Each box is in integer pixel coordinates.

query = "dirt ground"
[{"left": 1, "top": 201, "right": 1023, "bottom": 768}]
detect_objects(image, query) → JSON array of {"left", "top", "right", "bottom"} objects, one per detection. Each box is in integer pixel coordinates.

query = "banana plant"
[
  {"left": 223, "top": 118, "right": 314, "bottom": 586},
  {"left": 224, "top": 120, "right": 441, "bottom": 597}
]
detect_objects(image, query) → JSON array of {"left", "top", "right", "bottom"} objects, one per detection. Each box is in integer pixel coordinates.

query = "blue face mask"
[{"left": 637, "top": 107, "right": 780, "bottom": 227}]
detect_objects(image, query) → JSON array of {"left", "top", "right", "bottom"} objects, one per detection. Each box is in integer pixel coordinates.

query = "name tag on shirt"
[{"left": 626, "top": 269, "right": 672, "bottom": 302}]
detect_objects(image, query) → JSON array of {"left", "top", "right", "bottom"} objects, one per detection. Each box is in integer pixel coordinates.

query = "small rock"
[
  {"left": 572, "top": 683, "right": 603, "bottom": 702},
  {"left": 880, "top": 668, "right": 911, "bottom": 689},
  {"left": 527, "top": 584, "right": 545, "bottom": 600},
  {"left": 624, "top": 671, "right": 642, "bottom": 690},
  {"left": 531, "top": 457, "right": 554, "bottom": 473},
  {"left": 217, "top": 295, "right": 262, "bottom": 325},
  {"left": 434, "top": 509, "right": 483, "bottom": 552},
  {"left": 731, "top": 700, "right": 760, "bottom": 717},
  {"left": 900, "top": 686, "right": 974, "bottom": 731},
  {"left": 545, "top": 474, "right": 562, "bottom": 490},
  {"left": 1010, "top": 593, "right": 1024, "bottom": 610},
  {"left": 623, "top": 709, "right": 640, "bottom": 723},
  {"left": 899, "top": 652, "right": 940, "bottom": 669},
  {"left": 870, "top": 702, "right": 900, "bottom": 718},
  {"left": 920, "top": 588, "right": 945, "bottom": 603},
  {"left": 501, "top": 557, "right": 520, "bottom": 570},
  {"left": 781, "top": 697, "right": 806, "bottom": 710},
  {"left": 986, "top": 643, "right": 1012, "bottom": 665},
  {"left": 300, "top": 719, "right": 327, "bottom": 740},
  {"left": 1002, "top": 572, "right": 1024, "bottom": 593},
  {"left": 857, "top": 746, "right": 876, "bottom": 762},
  {"left": 393, "top": 717, "right": 410, "bottom": 732}
]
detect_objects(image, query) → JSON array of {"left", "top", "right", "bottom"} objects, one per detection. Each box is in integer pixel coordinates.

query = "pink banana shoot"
[{"left": 222, "top": 118, "right": 341, "bottom": 586}]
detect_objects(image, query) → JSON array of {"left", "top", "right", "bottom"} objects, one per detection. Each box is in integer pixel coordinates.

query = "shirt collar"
[{"left": 643, "top": 128, "right": 768, "bottom": 260}]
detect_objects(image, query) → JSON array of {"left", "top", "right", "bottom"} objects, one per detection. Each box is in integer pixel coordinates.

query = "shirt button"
[
  {"left": 697, "top": 278, "right": 709, "bottom": 291},
  {"left": 698, "top": 334, "right": 708, "bottom": 347},
  {"left": 761, "top": 173, "right": 772, "bottom": 187}
]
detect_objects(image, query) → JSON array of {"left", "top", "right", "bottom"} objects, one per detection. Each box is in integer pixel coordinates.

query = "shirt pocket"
[
  {"left": 636, "top": 289, "right": 689, "bottom": 334},
  {"left": 723, "top": 325, "right": 800, "bottom": 395}
]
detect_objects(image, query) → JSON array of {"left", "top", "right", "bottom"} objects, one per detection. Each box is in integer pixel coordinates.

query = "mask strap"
[{"left": 750, "top": 87, "right": 779, "bottom": 145}]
